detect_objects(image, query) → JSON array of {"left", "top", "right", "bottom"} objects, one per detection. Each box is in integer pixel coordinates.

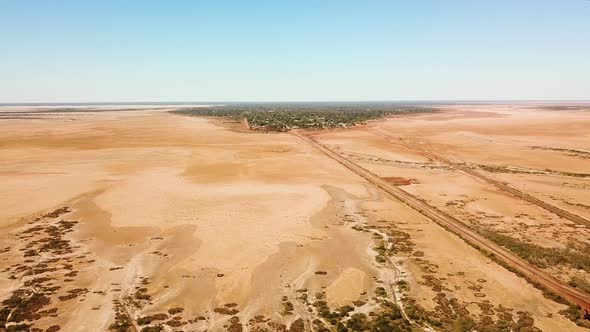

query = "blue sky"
[{"left": 1, "top": 0, "right": 589, "bottom": 102}]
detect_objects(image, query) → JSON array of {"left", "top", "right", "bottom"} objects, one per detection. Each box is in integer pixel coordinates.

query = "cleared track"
[
  {"left": 367, "top": 126, "right": 590, "bottom": 228},
  {"left": 293, "top": 130, "right": 590, "bottom": 310}
]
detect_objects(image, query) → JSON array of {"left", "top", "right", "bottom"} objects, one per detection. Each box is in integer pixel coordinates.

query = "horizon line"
[{"left": 1, "top": 99, "right": 590, "bottom": 106}]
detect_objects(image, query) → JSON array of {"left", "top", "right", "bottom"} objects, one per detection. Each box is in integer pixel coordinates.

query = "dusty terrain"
[
  {"left": 1, "top": 105, "right": 588, "bottom": 331},
  {"left": 312, "top": 104, "right": 590, "bottom": 326}
]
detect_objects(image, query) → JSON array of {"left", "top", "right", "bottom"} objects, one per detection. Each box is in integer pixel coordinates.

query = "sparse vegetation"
[
  {"left": 475, "top": 163, "right": 590, "bottom": 178},
  {"left": 310, "top": 297, "right": 412, "bottom": 331},
  {"left": 167, "top": 306, "right": 183, "bottom": 315},
  {"left": 109, "top": 300, "right": 133, "bottom": 332},
  {"left": 560, "top": 305, "right": 590, "bottom": 328},
  {"left": 137, "top": 313, "right": 168, "bottom": 325},
  {"left": 396, "top": 280, "right": 409, "bottom": 292},
  {"left": 453, "top": 226, "right": 590, "bottom": 325},
  {"left": 375, "top": 286, "right": 387, "bottom": 298},
  {"left": 478, "top": 228, "right": 590, "bottom": 273},
  {"left": 569, "top": 275, "right": 590, "bottom": 294},
  {"left": 530, "top": 146, "right": 590, "bottom": 159},
  {"left": 140, "top": 325, "right": 164, "bottom": 332},
  {"left": 213, "top": 307, "right": 239, "bottom": 315}
]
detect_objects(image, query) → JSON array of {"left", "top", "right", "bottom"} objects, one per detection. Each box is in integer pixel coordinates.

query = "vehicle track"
[
  {"left": 344, "top": 202, "right": 414, "bottom": 325},
  {"left": 119, "top": 298, "right": 140, "bottom": 332},
  {"left": 293, "top": 130, "right": 590, "bottom": 310},
  {"left": 286, "top": 286, "right": 314, "bottom": 332},
  {"left": 367, "top": 126, "right": 590, "bottom": 228}
]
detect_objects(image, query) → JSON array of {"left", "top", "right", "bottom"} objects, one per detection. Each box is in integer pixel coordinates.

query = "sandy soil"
[
  {"left": 0, "top": 109, "right": 387, "bottom": 331},
  {"left": 0, "top": 105, "right": 588, "bottom": 331},
  {"left": 312, "top": 104, "right": 590, "bottom": 330}
]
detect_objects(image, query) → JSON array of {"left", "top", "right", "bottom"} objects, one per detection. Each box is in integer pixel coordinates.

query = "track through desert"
[
  {"left": 343, "top": 203, "right": 416, "bottom": 326},
  {"left": 367, "top": 126, "right": 590, "bottom": 228},
  {"left": 119, "top": 300, "right": 140, "bottom": 332},
  {"left": 292, "top": 130, "right": 590, "bottom": 310}
]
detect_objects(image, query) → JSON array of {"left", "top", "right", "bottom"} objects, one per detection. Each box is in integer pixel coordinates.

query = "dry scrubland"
[{"left": 0, "top": 105, "right": 589, "bottom": 331}]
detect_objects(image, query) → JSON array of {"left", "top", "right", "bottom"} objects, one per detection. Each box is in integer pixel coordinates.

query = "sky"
[{"left": 0, "top": 0, "right": 589, "bottom": 102}]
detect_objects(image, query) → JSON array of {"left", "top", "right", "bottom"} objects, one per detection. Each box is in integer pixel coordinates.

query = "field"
[{"left": 1, "top": 104, "right": 589, "bottom": 331}]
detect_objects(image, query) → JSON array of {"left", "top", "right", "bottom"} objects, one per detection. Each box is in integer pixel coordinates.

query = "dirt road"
[
  {"left": 367, "top": 126, "right": 590, "bottom": 228},
  {"left": 293, "top": 130, "right": 590, "bottom": 310}
]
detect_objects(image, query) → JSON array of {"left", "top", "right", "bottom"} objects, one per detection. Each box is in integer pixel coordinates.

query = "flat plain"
[{"left": 1, "top": 104, "right": 589, "bottom": 331}]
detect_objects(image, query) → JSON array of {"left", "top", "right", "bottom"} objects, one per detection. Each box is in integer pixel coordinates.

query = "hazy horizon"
[{"left": 1, "top": 99, "right": 590, "bottom": 107}]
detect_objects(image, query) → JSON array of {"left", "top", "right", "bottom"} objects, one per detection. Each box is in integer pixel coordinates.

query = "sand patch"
[{"left": 325, "top": 268, "right": 367, "bottom": 308}]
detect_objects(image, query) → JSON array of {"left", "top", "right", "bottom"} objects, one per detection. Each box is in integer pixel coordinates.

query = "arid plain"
[{"left": 1, "top": 104, "right": 589, "bottom": 331}]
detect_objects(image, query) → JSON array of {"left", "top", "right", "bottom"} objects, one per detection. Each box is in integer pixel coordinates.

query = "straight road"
[
  {"left": 367, "top": 126, "right": 590, "bottom": 228},
  {"left": 293, "top": 130, "right": 590, "bottom": 310}
]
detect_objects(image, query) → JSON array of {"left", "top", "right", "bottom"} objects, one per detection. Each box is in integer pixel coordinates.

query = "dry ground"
[
  {"left": 313, "top": 104, "right": 590, "bottom": 326},
  {"left": 0, "top": 106, "right": 587, "bottom": 331}
]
